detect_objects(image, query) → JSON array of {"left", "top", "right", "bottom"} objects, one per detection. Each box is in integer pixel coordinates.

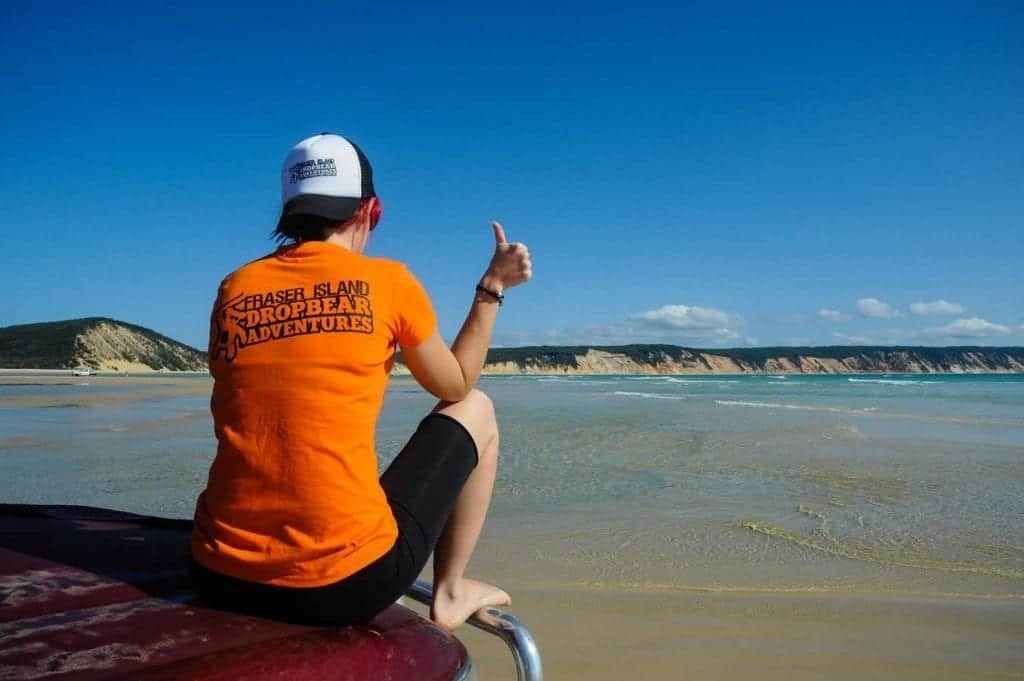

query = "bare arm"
[{"left": 403, "top": 221, "right": 532, "bottom": 401}]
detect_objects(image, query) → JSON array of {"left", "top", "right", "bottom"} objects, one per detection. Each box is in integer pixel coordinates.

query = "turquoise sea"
[{"left": 1, "top": 373, "right": 1023, "bottom": 600}]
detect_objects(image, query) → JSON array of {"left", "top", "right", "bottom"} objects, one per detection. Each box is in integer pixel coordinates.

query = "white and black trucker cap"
[{"left": 276, "top": 133, "right": 375, "bottom": 230}]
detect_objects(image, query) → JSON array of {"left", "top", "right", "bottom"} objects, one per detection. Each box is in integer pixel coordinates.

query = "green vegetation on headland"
[
  {"left": 0, "top": 318, "right": 205, "bottom": 371},
  {"left": 481, "top": 344, "right": 692, "bottom": 370}
]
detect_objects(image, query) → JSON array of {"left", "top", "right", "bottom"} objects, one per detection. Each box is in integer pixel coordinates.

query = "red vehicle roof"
[{"left": 0, "top": 504, "right": 470, "bottom": 680}]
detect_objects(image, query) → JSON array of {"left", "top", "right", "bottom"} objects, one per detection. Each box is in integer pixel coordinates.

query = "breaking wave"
[
  {"left": 848, "top": 378, "right": 934, "bottom": 386},
  {"left": 664, "top": 378, "right": 739, "bottom": 384},
  {"left": 613, "top": 391, "right": 685, "bottom": 401},
  {"left": 714, "top": 400, "right": 878, "bottom": 414}
]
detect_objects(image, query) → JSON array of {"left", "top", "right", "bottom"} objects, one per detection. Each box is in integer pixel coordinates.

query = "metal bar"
[{"left": 405, "top": 579, "right": 543, "bottom": 681}]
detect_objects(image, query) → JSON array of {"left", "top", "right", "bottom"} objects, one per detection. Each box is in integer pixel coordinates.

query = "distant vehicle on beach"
[{"left": 71, "top": 366, "right": 95, "bottom": 376}]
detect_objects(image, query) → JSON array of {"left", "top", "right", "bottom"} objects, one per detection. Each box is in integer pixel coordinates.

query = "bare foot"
[{"left": 431, "top": 578, "right": 511, "bottom": 631}]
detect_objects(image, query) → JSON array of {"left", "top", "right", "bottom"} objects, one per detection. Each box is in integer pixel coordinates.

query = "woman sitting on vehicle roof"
[{"left": 191, "top": 132, "right": 532, "bottom": 630}]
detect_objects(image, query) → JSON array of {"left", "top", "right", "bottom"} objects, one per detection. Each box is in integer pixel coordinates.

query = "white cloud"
[
  {"left": 826, "top": 319, "right": 1015, "bottom": 346},
  {"left": 921, "top": 317, "right": 1012, "bottom": 339},
  {"left": 631, "top": 304, "right": 742, "bottom": 332},
  {"left": 493, "top": 304, "right": 745, "bottom": 347},
  {"left": 856, "top": 297, "right": 901, "bottom": 319},
  {"left": 816, "top": 309, "right": 848, "bottom": 322},
  {"left": 909, "top": 299, "right": 965, "bottom": 316}
]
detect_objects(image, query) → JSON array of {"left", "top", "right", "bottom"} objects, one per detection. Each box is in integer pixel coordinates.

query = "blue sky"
[{"left": 1, "top": 1, "right": 1021, "bottom": 350}]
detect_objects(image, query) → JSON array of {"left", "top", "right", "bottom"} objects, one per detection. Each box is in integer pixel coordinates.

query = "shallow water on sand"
[
  {"left": 382, "top": 374, "right": 1024, "bottom": 600},
  {"left": 2, "top": 372, "right": 1023, "bottom": 678}
]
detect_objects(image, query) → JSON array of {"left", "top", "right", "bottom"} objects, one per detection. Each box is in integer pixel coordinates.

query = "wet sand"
[
  {"left": 431, "top": 508, "right": 1024, "bottom": 680},
  {"left": 0, "top": 372, "right": 212, "bottom": 408},
  {"left": 442, "top": 582, "right": 1024, "bottom": 681}
]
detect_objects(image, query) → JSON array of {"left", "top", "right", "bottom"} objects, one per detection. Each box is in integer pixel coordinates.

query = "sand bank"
[
  {"left": 423, "top": 582, "right": 1024, "bottom": 681},
  {"left": 0, "top": 373, "right": 212, "bottom": 408}
]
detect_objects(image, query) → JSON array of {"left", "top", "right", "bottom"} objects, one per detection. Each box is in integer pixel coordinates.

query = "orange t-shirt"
[{"left": 191, "top": 240, "right": 436, "bottom": 587}]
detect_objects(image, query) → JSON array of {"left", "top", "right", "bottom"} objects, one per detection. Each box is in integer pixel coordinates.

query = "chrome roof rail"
[{"left": 405, "top": 579, "right": 542, "bottom": 681}]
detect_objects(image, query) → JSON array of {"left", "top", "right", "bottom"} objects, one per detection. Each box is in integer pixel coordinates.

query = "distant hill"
[
  {"left": 4, "top": 319, "right": 1021, "bottom": 375},
  {"left": 0, "top": 318, "right": 206, "bottom": 371},
  {"left": 396, "top": 344, "right": 1024, "bottom": 375}
]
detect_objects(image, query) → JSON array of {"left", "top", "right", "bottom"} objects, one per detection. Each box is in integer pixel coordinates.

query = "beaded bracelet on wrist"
[{"left": 475, "top": 283, "right": 504, "bottom": 305}]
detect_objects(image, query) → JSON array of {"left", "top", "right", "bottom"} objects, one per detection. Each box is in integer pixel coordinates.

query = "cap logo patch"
[{"left": 288, "top": 158, "right": 338, "bottom": 183}]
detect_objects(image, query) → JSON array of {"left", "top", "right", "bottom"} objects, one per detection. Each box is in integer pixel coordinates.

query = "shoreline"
[
  {"left": 412, "top": 368, "right": 1024, "bottom": 377},
  {"left": 0, "top": 368, "right": 210, "bottom": 377},
  {"left": 0, "top": 373, "right": 213, "bottom": 408},
  {"left": 4, "top": 368, "right": 1021, "bottom": 377},
  {"left": 2, "top": 366, "right": 1024, "bottom": 382}
]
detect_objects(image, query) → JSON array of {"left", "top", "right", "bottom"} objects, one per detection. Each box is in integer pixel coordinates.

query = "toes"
[{"left": 479, "top": 589, "right": 511, "bottom": 610}]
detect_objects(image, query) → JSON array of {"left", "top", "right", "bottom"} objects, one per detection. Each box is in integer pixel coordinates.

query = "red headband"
[{"left": 369, "top": 198, "right": 383, "bottom": 231}]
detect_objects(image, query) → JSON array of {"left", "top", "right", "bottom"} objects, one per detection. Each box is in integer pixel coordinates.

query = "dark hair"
[{"left": 273, "top": 214, "right": 347, "bottom": 243}]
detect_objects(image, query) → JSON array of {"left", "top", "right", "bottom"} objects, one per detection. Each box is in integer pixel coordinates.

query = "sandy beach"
[
  {"left": 444, "top": 582, "right": 1023, "bottom": 681},
  {"left": 0, "top": 371, "right": 212, "bottom": 410},
  {"left": 2, "top": 372, "right": 1022, "bottom": 679}
]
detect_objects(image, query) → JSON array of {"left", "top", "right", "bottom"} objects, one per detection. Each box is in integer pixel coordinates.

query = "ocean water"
[{"left": 1, "top": 373, "right": 1022, "bottom": 601}]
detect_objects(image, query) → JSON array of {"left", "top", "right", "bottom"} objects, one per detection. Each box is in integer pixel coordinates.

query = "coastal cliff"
[
  {"left": 0, "top": 318, "right": 205, "bottom": 371},
  {"left": 396, "top": 345, "right": 1024, "bottom": 375},
  {"left": 3, "top": 318, "right": 1021, "bottom": 374}
]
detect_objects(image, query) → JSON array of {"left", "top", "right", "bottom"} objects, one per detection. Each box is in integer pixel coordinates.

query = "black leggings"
[{"left": 191, "top": 413, "right": 479, "bottom": 626}]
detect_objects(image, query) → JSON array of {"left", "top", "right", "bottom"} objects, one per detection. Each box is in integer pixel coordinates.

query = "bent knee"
[
  {"left": 463, "top": 388, "right": 494, "bottom": 416},
  {"left": 435, "top": 388, "right": 497, "bottom": 455},
  {"left": 439, "top": 388, "right": 494, "bottom": 418}
]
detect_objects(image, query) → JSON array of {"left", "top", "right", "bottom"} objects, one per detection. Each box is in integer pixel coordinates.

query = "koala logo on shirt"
[{"left": 209, "top": 293, "right": 247, "bottom": 362}]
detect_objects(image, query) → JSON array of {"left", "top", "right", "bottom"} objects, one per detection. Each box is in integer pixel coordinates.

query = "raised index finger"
[{"left": 492, "top": 221, "right": 508, "bottom": 245}]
